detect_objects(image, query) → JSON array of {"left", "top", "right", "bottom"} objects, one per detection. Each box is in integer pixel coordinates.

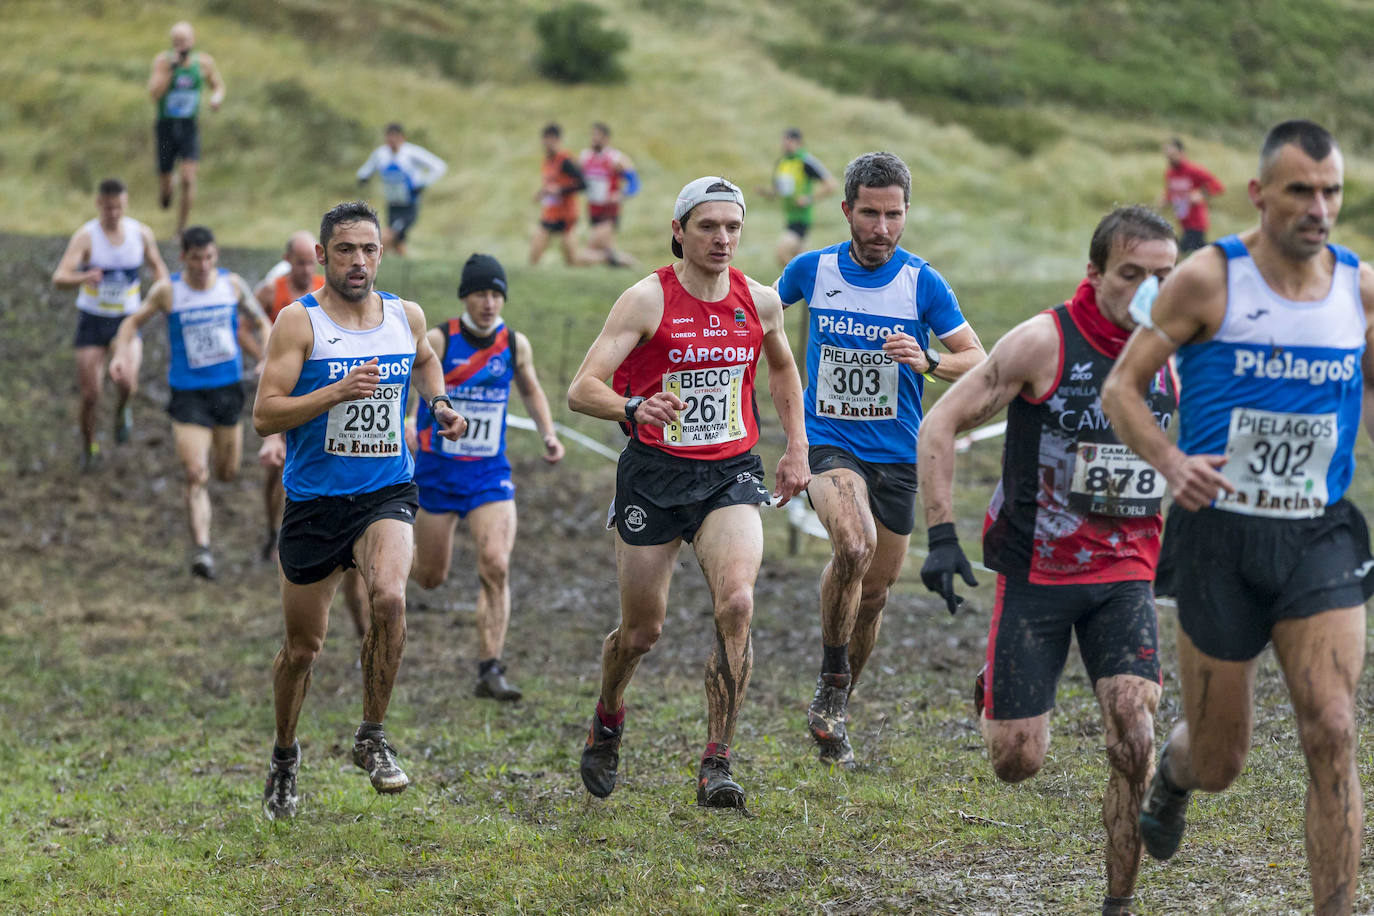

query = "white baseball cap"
[{"left": 671, "top": 176, "right": 745, "bottom": 257}]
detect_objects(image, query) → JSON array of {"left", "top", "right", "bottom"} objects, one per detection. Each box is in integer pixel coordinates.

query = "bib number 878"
[{"left": 1082, "top": 464, "right": 1158, "bottom": 497}]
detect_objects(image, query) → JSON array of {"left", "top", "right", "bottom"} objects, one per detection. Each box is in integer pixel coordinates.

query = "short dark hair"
[
  {"left": 591, "top": 121, "right": 610, "bottom": 135},
  {"left": 843, "top": 151, "right": 911, "bottom": 207},
  {"left": 1260, "top": 119, "right": 1337, "bottom": 179},
  {"left": 1088, "top": 205, "right": 1176, "bottom": 272},
  {"left": 319, "top": 201, "right": 380, "bottom": 248},
  {"left": 542, "top": 122, "right": 561, "bottom": 138},
  {"left": 97, "top": 178, "right": 126, "bottom": 196},
  {"left": 385, "top": 122, "right": 404, "bottom": 135},
  {"left": 784, "top": 127, "right": 803, "bottom": 140},
  {"left": 180, "top": 225, "right": 215, "bottom": 252},
  {"left": 1166, "top": 137, "right": 1184, "bottom": 152}
]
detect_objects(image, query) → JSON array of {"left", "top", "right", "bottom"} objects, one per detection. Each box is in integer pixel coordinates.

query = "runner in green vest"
[
  {"left": 758, "top": 128, "right": 836, "bottom": 267},
  {"left": 147, "top": 21, "right": 225, "bottom": 236}
]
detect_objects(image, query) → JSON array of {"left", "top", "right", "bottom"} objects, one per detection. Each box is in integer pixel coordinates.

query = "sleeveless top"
[
  {"left": 540, "top": 150, "right": 580, "bottom": 224},
  {"left": 1175, "top": 235, "right": 1365, "bottom": 518},
  {"left": 612, "top": 266, "right": 763, "bottom": 460},
  {"left": 282, "top": 292, "right": 416, "bottom": 500},
  {"left": 158, "top": 52, "right": 202, "bottom": 120},
  {"left": 580, "top": 147, "right": 623, "bottom": 207},
  {"left": 415, "top": 318, "right": 518, "bottom": 477},
  {"left": 76, "top": 217, "right": 147, "bottom": 316},
  {"left": 983, "top": 302, "right": 1178, "bottom": 584},
  {"left": 166, "top": 268, "right": 242, "bottom": 391}
]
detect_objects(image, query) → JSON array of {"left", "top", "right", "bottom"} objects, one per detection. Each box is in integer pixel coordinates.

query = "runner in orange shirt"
[{"left": 530, "top": 123, "right": 586, "bottom": 266}]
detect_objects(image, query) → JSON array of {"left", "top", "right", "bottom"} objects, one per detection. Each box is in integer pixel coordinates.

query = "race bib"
[
  {"left": 662, "top": 365, "right": 746, "bottom": 447},
  {"left": 97, "top": 276, "right": 137, "bottom": 312},
  {"left": 1068, "top": 442, "right": 1164, "bottom": 518},
  {"left": 382, "top": 170, "right": 414, "bottom": 205},
  {"left": 440, "top": 398, "right": 505, "bottom": 458},
  {"left": 1218, "top": 407, "right": 1336, "bottom": 518},
  {"left": 586, "top": 175, "right": 611, "bottom": 205},
  {"left": 163, "top": 88, "right": 198, "bottom": 118},
  {"left": 815, "top": 345, "right": 898, "bottom": 421},
  {"left": 183, "top": 321, "right": 237, "bottom": 369},
  {"left": 324, "top": 384, "right": 405, "bottom": 458}
]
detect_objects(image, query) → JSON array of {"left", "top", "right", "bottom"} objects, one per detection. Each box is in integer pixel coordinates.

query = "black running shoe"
[
  {"left": 807, "top": 672, "right": 855, "bottom": 768},
  {"left": 191, "top": 547, "right": 215, "bottom": 580},
  {"left": 1139, "top": 741, "right": 1191, "bottom": 860},
  {"left": 580, "top": 715, "right": 623, "bottom": 798},
  {"left": 352, "top": 731, "right": 409, "bottom": 794},
  {"left": 262, "top": 743, "right": 300, "bottom": 821},
  {"left": 696, "top": 752, "right": 745, "bottom": 808},
  {"left": 474, "top": 663, "right": 523, "bottom": 701}
]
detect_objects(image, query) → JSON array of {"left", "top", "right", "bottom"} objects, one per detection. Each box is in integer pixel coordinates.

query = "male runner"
[
  {"left": 52, "top": 177, "right": 169, "bottom": 468},
  {"left": 254, "top": 201, "right": 465, "bottom": 820},
  {"left": 578, "top": 122, "right": 637, "bottom": 267},
  {"left": 1159, "top": 138, "right": 1224, "bottom": 254},
  {"left": 776, "top": 151, "right": 984, "bottom": 767},
  {"left": 1103, "top": 121, "right": 1374, "bottom": 916},
  {"left": 109, "top": 226, "right": 270, "bottom": 579},
  {"left": 408, "top": 253, "right": 565, "bottom": 701},
  {"left": 147, "top": 20, "right": 225, "bottom": 234},
  {"left": 569, "top": 177, "right": 809, "bottom": 807},
  {"left": 920, "top": 206, "right": 1179, "bottom": 916},
  {"left": 758, "top": 128, "right": 836, "bottom": 267},
  {"left": 529, "top": 123, "right": 586, "bottom": 266},
  {"left": 356, "top": 124, "right": 447, "bottom": 258}
]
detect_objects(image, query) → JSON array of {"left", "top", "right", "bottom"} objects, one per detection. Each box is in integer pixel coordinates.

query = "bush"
[{"left": 534, "top": 2, "right": 629, "bottom": 84}]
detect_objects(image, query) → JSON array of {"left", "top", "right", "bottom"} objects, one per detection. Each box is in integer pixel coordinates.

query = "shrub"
[{"left": 534, "top": 2, "right": 629, "bottom": 84}]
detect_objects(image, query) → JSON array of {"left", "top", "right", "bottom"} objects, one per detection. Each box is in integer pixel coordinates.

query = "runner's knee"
[
  {"left": 830, "top": 529, "right": 876, "bottom": 582},
  {"left": 1189, "top": 744, "right": 1246, "bottom": 792},
  {"left": 622, "top": 620, "right": 662, "bottom": 655},
  {"left": 184, "top": 462, "right": 209, "bottom": 487},
  {"left": 281, "top": 634, "right": 322, "bottom": 673},
  {"left": 1105, "top": 714, "right": 1154, "bottom": 783},
  {"left": 988, "top": 738, "right": 1044, "bottom": 784},
  {"left": 1296, "top": 704, "right": 1357, "bottom": 767},
  {"left": 367, "top": 583, "right": 406, "bottom": 624},
  {"left": 476, "top": 548, "right": 509, "bottom": 588},
  {"left": 411, "top": 559, "right": 446, "bottom": 590},
  {"left": 713, "top": 587, "right": 754, "bottom": 640}
]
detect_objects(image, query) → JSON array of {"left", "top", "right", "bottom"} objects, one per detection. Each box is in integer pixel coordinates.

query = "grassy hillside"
[{"left": 7, "top": 0, "right": 1374, "bottom": 288}]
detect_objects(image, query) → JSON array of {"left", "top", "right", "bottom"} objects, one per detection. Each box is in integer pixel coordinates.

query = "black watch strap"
[
  {"left": 923, "top": 347, "right": 941, "bottom": 372},
  {"left": 430, "top": 394, "right": 453, "bottom": 412},
  {"left": 624, "top": 396, "right": 645, "bottom": 422}
]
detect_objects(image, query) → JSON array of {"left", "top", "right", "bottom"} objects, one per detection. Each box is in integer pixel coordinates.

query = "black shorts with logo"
[
  {"left": 807, "top": 445, "right": 919, "bottom": 536},
  {"left": 278, "top": 482, "right": 419, "bottom": 585},
  {"left": 1155, "top": 499, "right": 1374, "bottom": 661},
  {"left": 607, "top": 439, "right": 770, "bottom": 546},
  {"left": 984, "top": 575, "right": 1160, "bottom": 721},
  {"left": 155, "top": 117, "right": 200, "bottom": 173},
  {"left": 73, "top": 312, "right": 127, "bottom": 348},
  {"left": 167, "top": 382, "right": 245, "bottom": 428},
  {"left": 387, "top": 192, "right": 421, "bottom": 242},
  {"left": 540, "top": 219, "right": 571, "bottom": 234}
]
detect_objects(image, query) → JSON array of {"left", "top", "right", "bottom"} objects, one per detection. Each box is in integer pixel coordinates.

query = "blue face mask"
[{"left": 1128, "top": 275, "right": 1160, "bottom": 329}]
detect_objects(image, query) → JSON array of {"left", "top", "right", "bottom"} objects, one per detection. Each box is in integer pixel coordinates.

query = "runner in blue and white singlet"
[
  {"left": 166, "top": 267, "right": 245, "bottom": 391},
  {"left": 1103, "top": 121, "right": 1374, "bottom": 908},
  {"left": 774, "top": 152, "right": 986, "bottom": 771}
]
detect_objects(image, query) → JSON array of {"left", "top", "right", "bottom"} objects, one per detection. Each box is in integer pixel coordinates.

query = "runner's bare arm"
[
  {"left": 147, "top": 53, "right": 172, "bottom": 101},
  {"left": 407, "top": 301, "right": 466, "bottom": 441},
  {"left": 753, "top": 280, "right": 809, "bottom": 505},
  {"left": 918, "top": 314, "right": 1059, "bottom": 527},
  {"left": 255, "top": 283, "right": 273, "bottom": 315},
  {"left": 1358, "top": 263, "right": 1374, "bottom": 446},
  {"left": 51, "top": 229, "right": 97, "bottom": 289},
  {"left": 201, "top": 52, "right": 225, "bottom": 111},
  {"left": 883, "top": 324, "right": 986, "bottom": 381},
  {"left": 568, "top": 274, "right": 681, "bottom": 425},
  {"left": 109, "top": 281, "right": 171, "bottom": 382},
  {"left": 253, "top": 303, "right": 374, "bottom": 435},
  {"left": 513, "top": 331, "right": 564, "bottom": 462},
  {"left": 141, "top": 225, "right": 170, "bottom": 283},
  {"left": 233, "top": 274, "right": 272, "bottom": 363},
  {"left": 1102, "top": 252, "right": 1232, "bottom": 511},
  {"left": 403, "top": 326, "right": 447, "bottom": 452}
]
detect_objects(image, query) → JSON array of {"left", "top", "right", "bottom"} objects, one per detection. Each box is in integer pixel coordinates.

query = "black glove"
[{"left": 920, "top": 522, "right": 978, "bottom": 615}]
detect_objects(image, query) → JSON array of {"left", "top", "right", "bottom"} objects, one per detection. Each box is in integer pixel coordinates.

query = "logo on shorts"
[
  {"left": 623, "top": 504, "right": 648, "bottom": 533},
  {"left": 735, "top": 471, "right": 756, "bottom": 483}
]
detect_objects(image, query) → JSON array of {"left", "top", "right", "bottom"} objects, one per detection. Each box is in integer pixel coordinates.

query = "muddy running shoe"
[
  {"left": 79, "top": 442, "right": 101, "bottom": 471},
  {"left": 474, "top": 663, "right": 523, "bottom": 701},
  {"left": 262, "top": 743, "right": 300, "bottom": 821},
  {"left": 352, "top": 732, "right": 409, "bottom": 794},
  {"left": 1139, "top": 740, "right": 1192, "bottom": 860},
  {"left": 807, "top": 672, "right": 855, "bottom": 768},
  {"left": 973, "top": 665, "right": 987, "bottom": 718},
  {"left": 580, "top": 715, "right": 623, "bottom": 798},
  {"left": 190, "top": 547, "right": 216, "bottom": 580},
  {"left": 696, "top": 752, "right": 745, "bottom": 808},
  {"left": 114, "top": 404, "right": 133, "bottom": 444}
]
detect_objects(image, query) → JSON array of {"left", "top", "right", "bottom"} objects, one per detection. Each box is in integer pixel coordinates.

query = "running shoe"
[
  {"left": 807, "top": 672, "right": 855, "bottom": 768},
  {"left": 262, "top": 743, "right": 300, "bottom": 821},
  {"left": 352, "top": 731, "right": 409, "bottom": 794},
  {"left": 579, "top": 715, "right": 623, "bottom": 798},
  {"left": 79, "top": 442, "right": 101, "bottom": 471},
  {"left": 696, "top": 752, "right": 745, "bottom": 808},
  {"left": 114, "top": 405, "right": 133, "bottom": 444},
  {"left": 474, "top": 663, "right": 523, "bottom": 701},
  {"left": 190, "top": 547, "right": 215, "bottom": 580},
  {"left": 1139, "top": 740, "right": 1192, "bottom": 860}
]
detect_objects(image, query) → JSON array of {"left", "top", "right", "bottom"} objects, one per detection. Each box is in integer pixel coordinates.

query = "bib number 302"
[{"left": 1219, "top": 407, "right": 1335, "bottom": 518}]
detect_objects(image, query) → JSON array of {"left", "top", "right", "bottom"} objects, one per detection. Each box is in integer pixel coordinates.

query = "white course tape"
[{"left": 507, "top": 414, "right": 622, "bottom": 461}]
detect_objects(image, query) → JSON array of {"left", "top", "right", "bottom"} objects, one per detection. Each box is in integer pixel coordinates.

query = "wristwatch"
[
  {"left": 429, "top": 394, "right": 454, "bottom": 412},
  {"left": 624, "top": 396, "right": 646, "bottom": 422},
  {"left": 923, "top": 347, "right": 941, "bottom": 373}
]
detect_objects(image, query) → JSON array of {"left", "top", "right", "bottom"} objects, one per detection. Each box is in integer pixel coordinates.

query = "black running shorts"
[
  {"left": 1155, "top": 500, "right": 1374, "bottom": 662},
  {"left": 387, "top": 194, "right": 421, "bottom": 242},
  {"left": 167, "top": 382, "right": 244, "bottom": 428},
  {"left": 807, "top": 445, "right": 918, "bottom": 536},
  {"left": 278, "top": 481, "right": 419, "bottom": 585},
  {"left": 606, "top": 440, "right": 769, "bottom": 546},
  {"left": 155, "top": 117, "right": 200, "bottom": 173},
  {"left": 983, "top": 575, "right": 1160, "bottom": 721},
  {"left": 73, "top": 312, "right": 127, "bottom": 348}
]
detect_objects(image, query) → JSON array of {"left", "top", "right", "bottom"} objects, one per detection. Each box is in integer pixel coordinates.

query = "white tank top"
[{"left": 75, "top": 217, "right": 148, "bottom": 316}]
